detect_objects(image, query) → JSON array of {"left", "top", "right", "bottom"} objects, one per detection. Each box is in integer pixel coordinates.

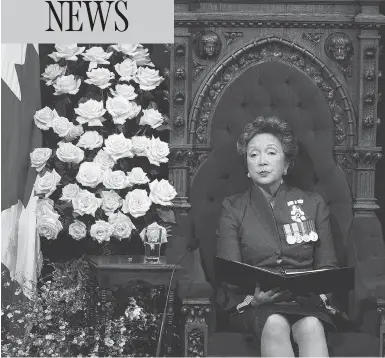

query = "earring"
[
  {"left": 284, "top": 169, "right": 287, "bottom": 176},
  {"left": 247, "top": 173, "right": 250, "bottom": 178}
]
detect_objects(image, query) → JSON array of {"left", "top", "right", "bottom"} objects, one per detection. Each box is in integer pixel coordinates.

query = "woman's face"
[{"left": 246, "top": 133, "right": 289, "bottom": 192}]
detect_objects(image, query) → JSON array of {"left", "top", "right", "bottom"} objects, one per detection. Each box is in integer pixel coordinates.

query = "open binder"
[{"left": 215, "top": 257, "right": 354, "bottom": 294}]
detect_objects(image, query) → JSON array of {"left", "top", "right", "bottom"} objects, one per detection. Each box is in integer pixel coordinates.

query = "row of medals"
[{"left": 283, "top": 221, "right": 319, "bottom": 245}]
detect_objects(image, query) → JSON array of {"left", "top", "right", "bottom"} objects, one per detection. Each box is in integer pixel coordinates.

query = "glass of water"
[{"left": 144, "top": 227, "right": 162, "bottom": 263}]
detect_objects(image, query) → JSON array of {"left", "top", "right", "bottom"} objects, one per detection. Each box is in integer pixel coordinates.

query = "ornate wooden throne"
[{"left": 167, "top": 0, "right": 385, "bottom": 356}]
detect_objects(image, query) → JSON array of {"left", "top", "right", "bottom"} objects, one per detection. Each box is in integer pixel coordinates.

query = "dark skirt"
[{"left": 227, "top": 301, "right": 336, "bottom": 341}]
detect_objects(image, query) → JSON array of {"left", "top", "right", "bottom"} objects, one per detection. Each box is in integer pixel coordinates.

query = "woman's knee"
[
  {"left": 261, "top": 314, "right": 291, "bottom": 341},
  {"left": 292, "top": 316, "right": 325, "bottom": 343}
]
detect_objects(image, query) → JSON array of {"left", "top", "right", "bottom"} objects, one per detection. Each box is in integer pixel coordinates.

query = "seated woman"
[{"left": 216, "top": 116, "right": 339, "bottom": 357}]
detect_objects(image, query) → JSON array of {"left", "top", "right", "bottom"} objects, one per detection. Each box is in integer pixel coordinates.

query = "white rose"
[
  {"left": 130, "top": 46, "right": 154, "bottom": 67},
  {"left": 133, "top": 67, "right": 163, "bottom": 91},
  {"left": 72, "top": 189, "right": 102, "bottom": 216},
  {"left": 52, "top": 116, "right": 72, "bottom": 137},
  {"left": 104, "top": 133, "right": 133, "bottom": 161},
  {"left": 64, "top": 124, "right": 84, "bottom": 142},
  {"left": 90, "top": 220, "right": 113, "bottom": 243},
  {"left": 149, "top": 179, "right": 177, "bottom": 206},
  {"left": 53, "top": 75, "right": 81, "bottom": 95},
  {"left": 109, "top": 211, "right": 135, "bottom": 240},
  {"left": 77, "top": 131, "right": 104, "bottom": 150},
  {"left": 122, "top": 189, "right": 151, "bottom": 218},
  {"left": 115, "top": 58, "right": 137, "bottom": 82},
  {"left": 81, "top": 47, "right": 112, "bottom": 70},
  {"left": 37, "top": 211, "right": 63, "bottom": 240},
  {"left": 109, "top": 84, "right": 137, "bottom": 101},
  {"left": 111, "top": 44, "right": 140, "bottom": 56},
  {"left": 139, "top": 108, "right": 164, "bottom": 129},
  {"left": 146, "top": 136, "right": 169, "bottom": 166},
  {"left": 101, "top": 190, "right": 123, "bottom": 216},
  {"left": 30, "top": 148, "right": 52, "bottom": 172},
  {"left": 131, "top": 136, "right": 150, "bottom": 157},
  {"left": 34, "top": 107, "right": 58, "bottom": 130},
  {"left": 93, "top": 149, "right": 115, "bottom": 170},
  {"left": 76, "top": 162, "right": 104, "bottom": 188},
  {"left": 75, "top": 100, "right": 106, "bottom": 127},
  {"left": 127, "top": 167, "right": 149, "bottom": 185},
  {"left": 41, "top": 64, "right": 66, "bottom": 85},
  {"left": 85, "top": 68, "right": 114, "bottom": 89},
  {"left": 125, "top": 305, "right": 143, "bottom": 320},
  {"left": 106, "top": 96, "right": 141, "bottom": 125},
  {"left": 36, "top": 198, "right": 55, "bottom": 217},
  {"left": 56, "top": 142, "right": 84, "bottom": 163},
  {"left": 139, "top": 222, "right": 167, "bottom": 244},
  {"left": 60, "top": 183, "right": 80, "bottom": 202},
  {"left": 34, "top": 169, "right": 61, "bottom": 198},
  {"left": 49, "top": 44, "right": 85, "bottom": 62},
  {"left": 103, "top": 170, "right": 131, "bottom": 190},
  {"left": 68, "top": 220, "right": 87, "bottom": 240}
]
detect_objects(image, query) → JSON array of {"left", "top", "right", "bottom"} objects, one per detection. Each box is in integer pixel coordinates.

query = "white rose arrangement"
[{"left": 30, "top": 43, "right": 176, "bottom": 254}]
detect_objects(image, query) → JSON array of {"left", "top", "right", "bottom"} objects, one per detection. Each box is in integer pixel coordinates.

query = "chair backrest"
[{"left": 188, "top": 61, "right": 354, "bottom": 285}]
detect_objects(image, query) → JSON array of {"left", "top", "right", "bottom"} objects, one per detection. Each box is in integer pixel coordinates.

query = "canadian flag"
[{"left": 1, "top": 44, "right": 43, "bottom": 298}]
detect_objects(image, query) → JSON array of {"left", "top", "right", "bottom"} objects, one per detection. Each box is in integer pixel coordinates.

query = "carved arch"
[{"left": 188, "top": 36, "right": 356, "bottom": 147}]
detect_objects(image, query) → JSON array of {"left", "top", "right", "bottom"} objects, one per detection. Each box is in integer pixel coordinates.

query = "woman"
[{"left": 216, "top": 116, "right": 339, "bottom": 357}]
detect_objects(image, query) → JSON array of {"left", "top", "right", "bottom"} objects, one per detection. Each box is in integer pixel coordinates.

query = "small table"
[{"left": 86, "top": 255, "right": 181, "bottom": 357}]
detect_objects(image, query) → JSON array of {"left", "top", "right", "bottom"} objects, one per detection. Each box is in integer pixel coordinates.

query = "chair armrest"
[{"left": 181, "top": 298, "right": 211, "bottom": 357}]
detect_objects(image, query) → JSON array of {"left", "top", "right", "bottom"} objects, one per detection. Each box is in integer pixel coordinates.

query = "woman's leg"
[
  {"left": 292, "top": 316, "right": 329, "bottom": 357},
  {"left": 260, "top": 314, "right": 294, "bottom": 357}
]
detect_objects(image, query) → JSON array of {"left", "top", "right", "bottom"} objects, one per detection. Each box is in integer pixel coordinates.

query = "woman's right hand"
[{"left": 251, "top": 286, "right": 291, "bottom": 306}]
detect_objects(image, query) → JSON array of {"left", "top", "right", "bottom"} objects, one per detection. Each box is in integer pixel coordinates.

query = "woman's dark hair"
[{"left": 237, "top": 116, "right": 298, "bottom": 170}]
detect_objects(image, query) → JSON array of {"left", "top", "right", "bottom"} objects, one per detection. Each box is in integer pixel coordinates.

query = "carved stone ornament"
[
  {"left": 364, "top": 46, "right": 376, "bottom": 58},
  {"left": 363, "top": 115, "right": 375, "bottom": 128},
  {"left": 364, "top": 69, "right": 376, "bottom": 81},
  {"left": 175, "top": 19, "right": 381, "bottom": 30},
  {"left": 223, "top": 31, "right": 244, "bottom": 46},
  {"left": 324, "top": 32, "right": 354, "bottom": 79},
  {"left": 302, "top": 32, "right": 323, "bottom": 46},
  {"left": 193, "top": 60, "right": 206, "bottom": 80},
  {"left": 174, "top": 92, "right": 186, "bottom": 105},
  {"left": 181, "top": 301, "right": 211, "bottom": 357},
  {"left": 175, "top": 43, "right": 186, "bottom": 58},
  {"left": 181, "top": 304, "right": 211, "bottom": 324},
  {"left": 189, "top": 36, "right": 355, "bottom": 146},
  {"left": 352, "top": 151, "right": 382, "bottom": 166},
  {"left": 364, "top": 92, "right": 375, "bottom": 105},
  {"left": 175, "top": 67, "right": 186, "bottom": 80},
  {"left": 173, "top": 115, "right": 185, "bottom": 128},
  {"left": 169, "top": 149, "right": 210, "bottom": 178},
  {"left": 193, "top": 30, "right": 222, "bottom": 60}
]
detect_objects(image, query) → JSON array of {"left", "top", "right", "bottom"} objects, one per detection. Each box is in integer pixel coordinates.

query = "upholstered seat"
[{"left": 177, "top": 61, "right": 385, "bottom": 356}]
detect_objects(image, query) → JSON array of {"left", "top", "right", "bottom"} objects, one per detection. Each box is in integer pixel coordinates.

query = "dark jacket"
[{"left": 216, "top": 182, "right": 338, "bottom": 311}]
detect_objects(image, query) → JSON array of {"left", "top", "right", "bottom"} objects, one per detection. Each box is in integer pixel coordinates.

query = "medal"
[
  {"left": 283, "top": 224, "right": 296, "bottom": 245},
  {"left": 287, "top": 199, "right": 306, "bottom": 222}
]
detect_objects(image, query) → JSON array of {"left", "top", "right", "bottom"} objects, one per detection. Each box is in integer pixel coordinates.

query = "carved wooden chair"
[
  {"left": 174, "top": 60, "right": 385, "bottom": 356},
  {"left": 172, "top": 57, "right": 385, "bottom": 357}
]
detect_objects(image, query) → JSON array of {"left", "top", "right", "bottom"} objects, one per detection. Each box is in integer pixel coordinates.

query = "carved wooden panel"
[{"left": 171, "top": 1, "right": 384, "bottom": 216}]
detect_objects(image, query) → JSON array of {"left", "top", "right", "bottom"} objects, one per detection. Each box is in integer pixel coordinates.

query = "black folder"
[{"left": 215, "top": 257, "right": 354, "bottom": 294}]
